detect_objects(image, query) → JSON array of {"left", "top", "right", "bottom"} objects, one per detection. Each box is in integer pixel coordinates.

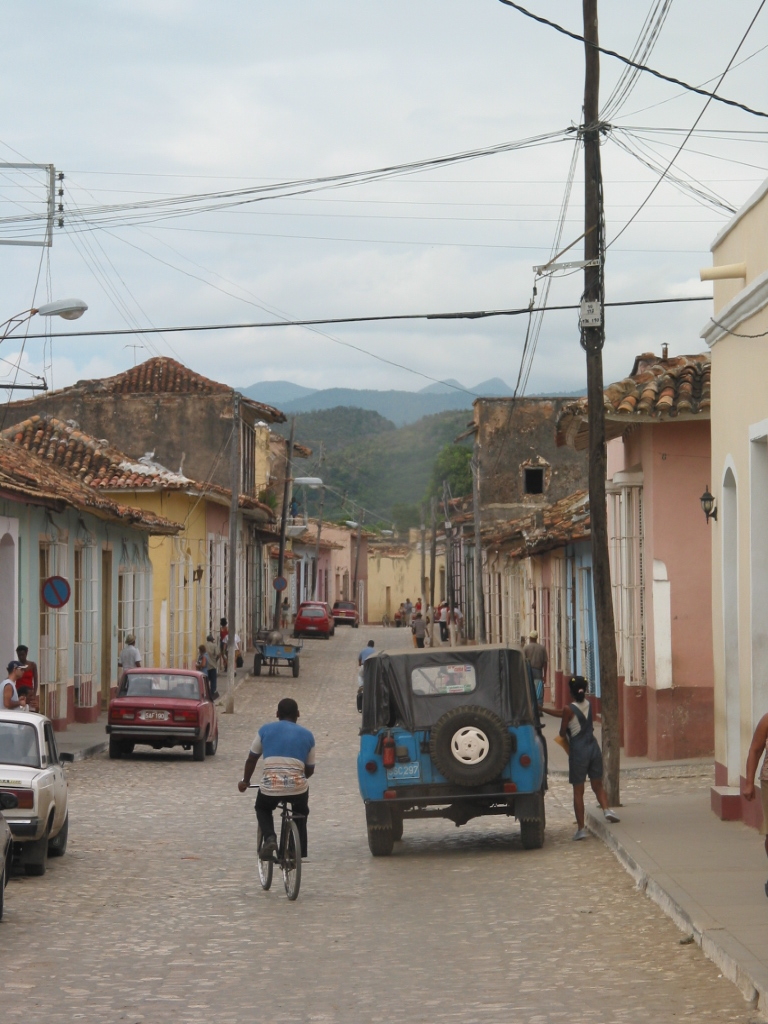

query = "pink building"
[{"left": 558, "top": 353, "right": 713, "bottom": 760}]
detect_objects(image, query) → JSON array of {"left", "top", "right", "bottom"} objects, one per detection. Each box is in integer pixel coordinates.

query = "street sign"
[
  {"left": 579, "top": 300, "right": 602, "bottom": 327},
  {"left": 41, "top": 575, "right": 71, "bottom": 609},
  {"left": 273, "top": 576, "right": 288, "bottom": 592}
]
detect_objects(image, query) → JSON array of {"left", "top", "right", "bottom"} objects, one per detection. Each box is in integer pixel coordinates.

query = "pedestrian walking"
[
  {"left": 743, "top": 713, "right": 768, "bottom": 895},
  {"left": 219, "top": 618, "right": 229, "bottom": 670},
  {"left": 452, "top": 604, "right": 464, "bottom": 643},
  {"left": 196, "top": 644, "right": 211, "bottom": 680},
  {"left": 552, "top": 675, "right": 620, "bottom": 840},
  {"left": 523, "top": 629, "right": 548, "bottom": 706},
  {"left": 411, "top": 612, "right": 427, "bottom": 648},
  {"left": 119, "top": 634, "right": 141, "bottom": 673},
  {"left": 438, "top": 602, "right": 449, "bottom": 642},
  {"left": 404, "top": 598, "right": 413, "bottom": 628},
  {"left": 205, "top": 633, "right": 220, "bottom": 699}
]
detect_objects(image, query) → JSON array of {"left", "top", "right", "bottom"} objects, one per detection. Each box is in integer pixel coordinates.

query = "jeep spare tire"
[{"left": 430, "top": 705, "right": 511, "bottom": 786}]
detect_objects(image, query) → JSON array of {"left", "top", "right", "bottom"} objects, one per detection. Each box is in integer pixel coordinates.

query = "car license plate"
[
  {"left": 386, "top": 762, "right": 420, "bottom": 781},
  {"left": 140, "top": 710, "right": 169, "bottom": 721}
]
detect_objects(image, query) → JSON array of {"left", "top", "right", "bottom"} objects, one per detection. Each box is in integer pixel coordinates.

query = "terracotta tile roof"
[
  {"left": 0, "top": 438, "right": 179, "bottom": 534},
  {"left": 557, "top": 353, "right": 710, "bottom": 450},
  {"left": 2, "top": 415, "right": 275, "bottom": 522},
  {"left": 484, "top": 490, "right": 590, "bottom": 558},
  {"left": 7, "top": 357, "right": 285, "bottom": 424}
]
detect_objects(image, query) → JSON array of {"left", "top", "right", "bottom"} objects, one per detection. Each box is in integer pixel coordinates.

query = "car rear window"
[
  {"left": 300, "top": 607, "right": 325, "bottom": 618},
  {"left": 122, "top": 674, "right": 201, "bottom": 699},
  {"left": 411, "top": 664, "right": 477, "bottom": 696},
  {"left": 0, "top": 721, "right": 41, "bottom": 768},
  {"left": 335, "top": 602, "right": 355, "bottom": 610}
]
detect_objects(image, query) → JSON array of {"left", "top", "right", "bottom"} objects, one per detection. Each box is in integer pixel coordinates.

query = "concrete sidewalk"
[{"left": 584, "top": 782, "right": 768, "bottom": 1011}]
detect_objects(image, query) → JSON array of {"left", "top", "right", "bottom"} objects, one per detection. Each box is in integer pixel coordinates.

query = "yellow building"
[
  {"left": 702, "top": 174, "right": 768, "bottom": 823},
  {"left": 367, "top": 535, "right": 445, "bottom": 625}
]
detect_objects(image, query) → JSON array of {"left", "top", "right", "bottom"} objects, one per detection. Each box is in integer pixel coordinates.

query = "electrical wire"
[
  {"left": 609, "top": 0, "right": 767, "bottom": 247},
  {"left": 496, "top": 0, "right": 768, "bottom": 120},
  {"left": 601, "top": 0, "right": 675, "bottom": 121}
]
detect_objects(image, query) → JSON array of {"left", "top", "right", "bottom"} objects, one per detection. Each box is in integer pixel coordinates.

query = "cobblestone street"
[{"left": 0, "top": 628, "right": 757, "bottom": 1023}]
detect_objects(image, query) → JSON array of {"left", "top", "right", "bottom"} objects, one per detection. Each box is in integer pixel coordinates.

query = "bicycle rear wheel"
[
  {"left": 282, "top": 820, "right": 302, "bottom": 900},
  {"left": 257, "top": 825, "right": 273, "bottom": 890}
]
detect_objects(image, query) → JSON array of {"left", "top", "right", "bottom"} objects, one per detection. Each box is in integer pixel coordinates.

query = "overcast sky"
[{"left": 0, "top": 0, "right": 766, "bottom": 401}]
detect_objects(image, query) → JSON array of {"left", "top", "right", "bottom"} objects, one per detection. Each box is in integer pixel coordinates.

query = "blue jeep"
[{"left": 357, "top": 645, "right": 547, "bottom": 856}]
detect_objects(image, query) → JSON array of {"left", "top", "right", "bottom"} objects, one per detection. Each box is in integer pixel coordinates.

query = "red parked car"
[
  {"left": 332, "top": 600, "right": 359, "bottom": 628},
  {"left": 107, "top": 669, "right": 218, "bottom": 761},
  {"left": 293, "top": 602, "right": 335, "bottom": 639}
]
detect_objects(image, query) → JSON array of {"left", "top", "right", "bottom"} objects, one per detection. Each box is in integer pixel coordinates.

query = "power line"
[
  {"left": 496, "top": 0, "right": 768, "bottom": 120},
  {"left": 15, "top": 294, "right": 714, "bottom": 339},
  {"left": 609, "top": 0, "right": 767, "bottom": 247}
]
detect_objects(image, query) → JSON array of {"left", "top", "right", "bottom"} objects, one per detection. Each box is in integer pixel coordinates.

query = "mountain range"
[{"left": 242, "top": 377, "right": 515, "bottom": 426}]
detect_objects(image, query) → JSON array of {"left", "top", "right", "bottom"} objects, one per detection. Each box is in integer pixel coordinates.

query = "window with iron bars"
[
  {"left": 169, "top": 539, "right": 194, "bottom": 668},
  {"left": 118, "top": 544, "right": 153, "bottom": 663},
  {"left": 608, "top": 486, "right": 646, "bottom": 685},
  {"left": 39, "top": 538, "right": 68, "bottom": 690},
  {"left": 73, "top": 542, "right": 98, "bottom": 708}
]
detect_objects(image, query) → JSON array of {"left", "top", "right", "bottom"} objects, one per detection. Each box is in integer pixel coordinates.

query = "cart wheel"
[
  {"left": 292, "top": 656, "right": 300, "bottom": 678},
  {"left": 253, "top": 652, "right": 262, "bottom": 676}
]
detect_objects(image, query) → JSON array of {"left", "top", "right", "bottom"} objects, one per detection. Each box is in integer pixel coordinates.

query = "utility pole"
[
  {"left": 224, "top": 392, "right": 240, "bottom": 715},
  {"left": 420, "top": 505, "right": 427, "bottom": 609},
  {"left": 442, "top": 480, "right": 456, "bottom": 647},
  {"left": 429, "top": 496, "right": 437, "bottom": 646},
  {"left": 312, "top": 485, "right": 326, "bottom": 600},
  {"left": 352, "top": 512, "right": 364, "bottom": 612},
  {"left": 470, "top": 453, "right": 486, "bottom": 645},
  {"left": 582, "top": 0, "right": 620, "bottom": 805},
  {"left": 273, "top": 418, "right": 295, "bottom": 631}
]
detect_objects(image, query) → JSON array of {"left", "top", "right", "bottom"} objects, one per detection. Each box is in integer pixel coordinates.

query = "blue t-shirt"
[
  {"left": 250, "top": 720, "right": 316, "bottom": 794},
  {"left": 359, "top": 647, "right": 376, "bottom": 665}
]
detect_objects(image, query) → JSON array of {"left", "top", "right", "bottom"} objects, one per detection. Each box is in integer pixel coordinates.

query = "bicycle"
[{"left": 250, "top": 786, "right": 303, "bottom": 900}]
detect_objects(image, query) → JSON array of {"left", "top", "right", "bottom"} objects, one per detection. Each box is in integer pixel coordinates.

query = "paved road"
[{"left": 0, "top": 627, "right": 756, "bottom": 1023}]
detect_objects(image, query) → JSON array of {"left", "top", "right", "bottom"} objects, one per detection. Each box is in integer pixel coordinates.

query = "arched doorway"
[{"left": 722, "top": 467, "right": 740, "bottom": 785}]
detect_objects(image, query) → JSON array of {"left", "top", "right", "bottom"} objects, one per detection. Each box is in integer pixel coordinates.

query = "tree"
[{"left": 426, "top": 444, "right": 472, "bottom": 502}]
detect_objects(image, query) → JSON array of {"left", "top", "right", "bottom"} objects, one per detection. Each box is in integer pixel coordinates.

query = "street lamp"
[
  {"left": 700, "top": 486, "right": 718, "bottom": 524},
  {"left": 1, "top": 298, "right": 88, "bottom": 342}
]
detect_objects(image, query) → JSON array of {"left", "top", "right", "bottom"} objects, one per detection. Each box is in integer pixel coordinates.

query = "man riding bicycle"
[{"left": 238, "top": 697, "right": 315, "bottom": 860}]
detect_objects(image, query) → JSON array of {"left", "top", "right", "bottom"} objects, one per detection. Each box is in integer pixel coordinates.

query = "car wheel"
[
  {"left": 108, "top": 736, "right": 122, "bottom": 760},
  {"left": 520, "top": 816, "right": 545, "bottom": 849},
  {"left": 192, "top": 736, "right": 206, "bottom": 762},
  {"left": 429, "top": 705, "right": 511, "bottom": 787},
  {"left": 353, "top": 621, "right": 359, "bottom": 628},
  {"left": 205, "top": 731, "right": 218, "bottom": 756},
  {"left": 48, "top": 813, "right": 69, "bottom": 857},
  {"left": 122, "top": 741, "right": 134, "bottom": 757},
  {"left": 367, "top": 826, "right": 394, "bottom": 856},
  {"left": 292, "top": 657, "right": 300, "bottom": 679},
  {"left": 253, "top": 653, "right": 262, "bottom": 676},
  {"left": 24, "top": 830, "right": 49, "bottom": 877}
]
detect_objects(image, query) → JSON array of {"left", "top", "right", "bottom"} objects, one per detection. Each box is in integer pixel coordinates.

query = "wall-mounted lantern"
[
  {"left": 193, "top": 565, "right": 205, "bottom": 583},
  {"left": 700, "top": 486, "right": 717, "bottom": 524}
]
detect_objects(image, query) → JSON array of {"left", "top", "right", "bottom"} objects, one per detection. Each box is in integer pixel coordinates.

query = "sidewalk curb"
[
  {"left": 64, "top": 741, "right": 107, "bottom": 762},
  {"left": 586, "top": 808, "right": 767, "bottom": 1011}
]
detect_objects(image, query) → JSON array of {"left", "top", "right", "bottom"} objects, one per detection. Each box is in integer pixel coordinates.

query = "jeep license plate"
[{"left": 386, "top": 762, "right": 420, "bottom": 781}]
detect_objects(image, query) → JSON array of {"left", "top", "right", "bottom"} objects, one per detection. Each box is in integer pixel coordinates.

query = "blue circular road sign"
[{"left": 42, "top": 575, "right": 71, "bottom": 609}]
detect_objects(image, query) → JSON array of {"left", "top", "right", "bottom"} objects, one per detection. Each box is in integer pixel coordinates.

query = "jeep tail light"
[
  {"left": 383, "top": 789, "right": 397, "bottom": 800},
  {"left": 503, "top": 782, "right": 517, "bottom": 794},
  {"left": 365, "top": 760, "right": 378, "bottom": 773},
  {"left": 519, "top": 754, "right": 531, "bottom": 767},
  {"left": 382, "top": 735, "right": 396, "bottom": 768},
  {"left": 1, "top": 788, "right": 33, "bottom": 809}
]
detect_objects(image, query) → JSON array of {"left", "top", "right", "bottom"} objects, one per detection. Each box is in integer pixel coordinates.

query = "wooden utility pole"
[
  {"left": 312, "top": 486, "right": 326, "bottom": 600},
  {"left": 471, "top": 453, "right": 486, "bottom": 645},
  {"left": 420, "top": 505, "right": 427, "bottom": 608},
  {"left": 583, "top": 0, "right": 620, "bottom": 805},
  {"left": 429, "top": 497, "right": 437, "bottom": 646},
  {"left": 273, "top": 418, "right": 295, "bottom": 631},
  {"left": 442, "top": 480, "right": 456, "bottom": 646},
  {"left": 224, "top": 392, "right": 240, "bottom": 715},
  {"left": 352, "top": 513, "right": 364, "bottom": 611}
]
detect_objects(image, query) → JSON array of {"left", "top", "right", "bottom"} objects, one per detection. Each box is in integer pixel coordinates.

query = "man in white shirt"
[
  {"left": 2, "top": 661, "right": 27, "bottom": 710},
  {"left": 119, "top": 634, "right": 141, "bottom": 672}
]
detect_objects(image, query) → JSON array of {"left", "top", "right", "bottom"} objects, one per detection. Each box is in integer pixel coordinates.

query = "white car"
[{"left": 0, "top": 710, "right": 71, "bottom": 876}]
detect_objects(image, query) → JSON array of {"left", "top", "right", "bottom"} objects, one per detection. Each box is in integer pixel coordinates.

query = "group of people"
[
  {"left": 195, "top": 618, "right": 243, "bottom": 700},
  {"left": 2, "top": 645, "right": 39, "bottom": 711}
]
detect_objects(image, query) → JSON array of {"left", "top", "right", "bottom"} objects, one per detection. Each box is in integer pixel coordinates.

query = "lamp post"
[
  {"left": 0, "top": 299, "right": 88, "bottom": 390},
  {"left": 294, "top": 477, "right": 325, "bottom": 600}
]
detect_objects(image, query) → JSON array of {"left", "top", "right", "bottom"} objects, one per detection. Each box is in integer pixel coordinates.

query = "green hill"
[{"left": 282, "top": 407, "right": 473, "bottom": 525}]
